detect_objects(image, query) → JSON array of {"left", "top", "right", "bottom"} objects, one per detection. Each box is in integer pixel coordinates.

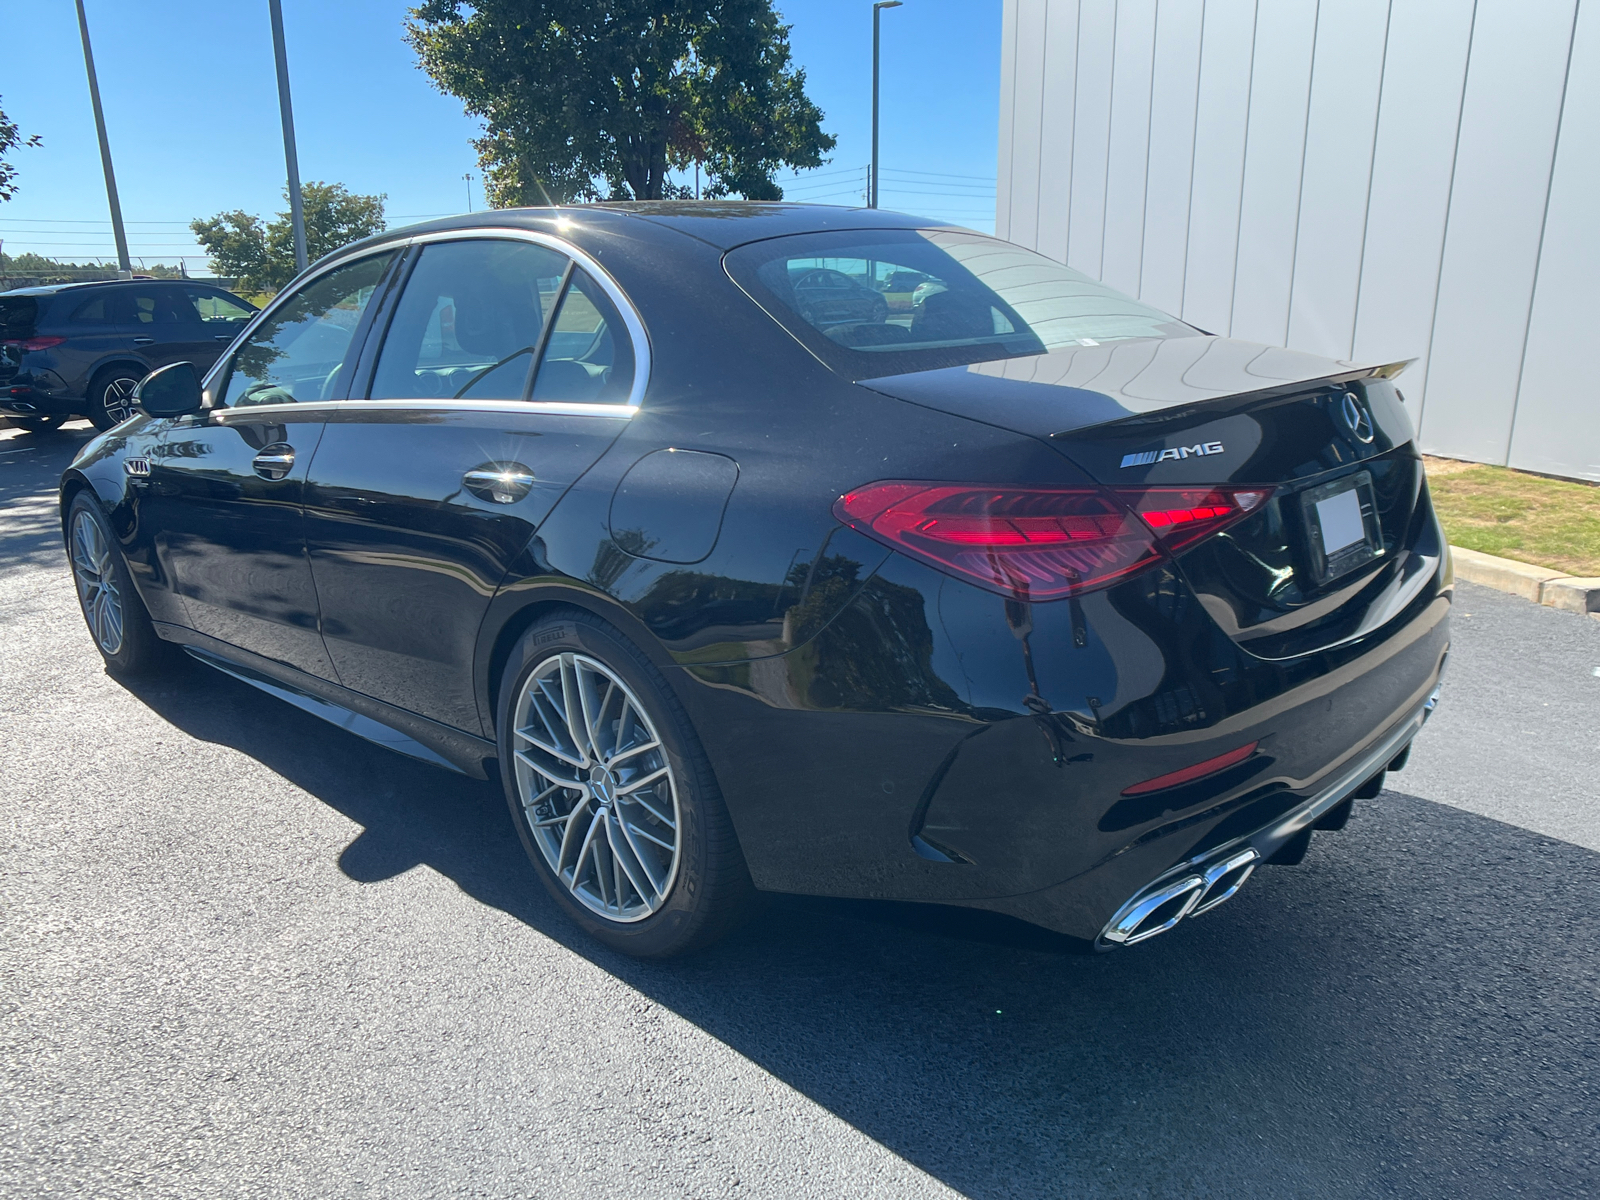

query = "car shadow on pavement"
[{"left": 121, "top": 655, "right": 1599, "bottom": 1198}]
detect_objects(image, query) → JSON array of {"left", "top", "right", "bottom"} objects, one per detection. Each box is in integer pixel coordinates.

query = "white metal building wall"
[{"left": 996, "top": 0, "right": 1599, "bottom": 481}]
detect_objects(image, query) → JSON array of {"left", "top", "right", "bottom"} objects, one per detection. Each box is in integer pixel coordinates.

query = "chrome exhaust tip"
[
  {"left": 1100, "top": 847, "right": 1262, "bottom": 947},
  {"left": 1188, "top": 848, "right": 1260, "bottom": 917},
  {"left": 1100, "top": 874, "right": 1206, "bottom": 946}
]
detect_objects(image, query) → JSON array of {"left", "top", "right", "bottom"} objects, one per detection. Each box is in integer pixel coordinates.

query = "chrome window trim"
[
  {"left": 208, "top": 398, "right": 638, "bottom": 423},
  {"left": 202, "top": 224, "right": 652, "bottom": 414}
]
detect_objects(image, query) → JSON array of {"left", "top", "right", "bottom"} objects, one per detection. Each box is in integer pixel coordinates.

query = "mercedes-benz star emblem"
[{"left": 1341, "top": 392, "right": 1375, "bottom": 444}]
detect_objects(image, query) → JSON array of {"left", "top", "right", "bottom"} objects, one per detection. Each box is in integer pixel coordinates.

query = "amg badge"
[{"left": 1120, "top": 441, "right": 1225, "bottom": 469}]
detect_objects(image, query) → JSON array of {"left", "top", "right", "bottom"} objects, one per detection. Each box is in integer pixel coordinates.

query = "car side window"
[
  {"left": 127, "top": 288, "right": 188, "bottom": 325},
  {"left": 529, "top": 268, "right": 636, "bottom": 405},
  {"left": 68, "top": 294, "right": 118, "bottom": 325},
  {"left": 184, "top": 288, "right": 254, "bottom": 327},
  {"left": 369, "top": 239, "right": 568, "bottom": 401},
  {"left": 221, "top": 252, "right": 395, "bottom": 408}
]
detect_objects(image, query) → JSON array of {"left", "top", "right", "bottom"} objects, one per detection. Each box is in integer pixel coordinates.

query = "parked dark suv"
[{"left": 0, "top": 279, "right": 256, "bottom": 432}]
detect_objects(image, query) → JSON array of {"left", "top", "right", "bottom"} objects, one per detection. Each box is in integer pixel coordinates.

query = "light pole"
[
  {"left": 74, "top": 0, "right": 131, "bottom": 277},
  {"left": 464, "top": 173, "right": 474, "bottom": 212},
  {"left": 268, "top": 0, "right": 307, "bottom": 274},
  {"left": 870, "top": 0, "right": 902, "bottom": 209}
]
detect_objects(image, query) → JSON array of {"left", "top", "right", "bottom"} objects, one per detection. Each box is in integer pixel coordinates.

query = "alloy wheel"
[
  {"left": 70, "top": 509, "right": 124, "bottom": 655},
  {"left": 511, "top": 652, "right": 681, "bottom": 923},
  {"left": 101, "top": 376, "right": 140, "bottom": 425}
]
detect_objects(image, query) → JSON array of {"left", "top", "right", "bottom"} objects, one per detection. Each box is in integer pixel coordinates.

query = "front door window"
[{"left": 221, "top": 253, "right": 396, "bottom": 407}]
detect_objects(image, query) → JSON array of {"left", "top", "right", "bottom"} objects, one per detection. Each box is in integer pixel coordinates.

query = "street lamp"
[
  {"left": 870, "top": 0, "right": 903, "bottom": 209},
  {"left": 268, "top": 0, "right": 308, "bottom": 275},
  {"left": 74, "top": 0, "right": 131, "bottom": 277}
]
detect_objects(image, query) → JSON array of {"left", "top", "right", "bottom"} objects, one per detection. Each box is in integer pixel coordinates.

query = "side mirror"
[{"left": 134, "top": 361, "right": 203, "bottom": 418}]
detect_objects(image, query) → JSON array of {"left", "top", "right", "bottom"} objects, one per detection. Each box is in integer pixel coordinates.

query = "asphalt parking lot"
[{"left": 3, "top": 421, "right": 1598, "bottom": 1199}]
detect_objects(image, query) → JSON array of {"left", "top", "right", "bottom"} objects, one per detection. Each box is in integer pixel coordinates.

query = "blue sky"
[{"left": 0, "top": 0, "right": 1000, "bottom": 273}]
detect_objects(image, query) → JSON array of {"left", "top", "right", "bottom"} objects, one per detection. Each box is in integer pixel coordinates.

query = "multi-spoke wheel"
[
  {"left": 87, "top": 367, "right": 144, "bottom": 431},
  {"left": 64, "top": 493, "right": 170, "bottom": 676},
  {"left": 513, "top": 652, "right": 681, "bottom": 922},
  {"left": 498, "top": 612, "right": 754, "bottom": 957},
  {"left": 70, "top": 506, "right": 125, "bottom": 655}
]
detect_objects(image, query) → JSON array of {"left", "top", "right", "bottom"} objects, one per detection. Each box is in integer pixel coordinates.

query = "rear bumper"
[
  {"left": 942, "top": 599, "right": 1450, "bottom": 941},
  {"left": 1093, "top": 683, "right": 1437, "bottom": 948},
  {"left": 2, "top": 373, "right": 78, "bottom": 418},
  {"left": 674, "top": 536, "right": 1451, "bottom": 937}
]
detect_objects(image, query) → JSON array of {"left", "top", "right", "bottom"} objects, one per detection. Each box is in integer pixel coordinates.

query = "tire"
[
  {"left": 496, "top": 609, "right": 754, "bottom": 957},
  {"left": 66, "top": 492, "right": 172, "bottom": 677},
  {"left": 10, "top": 414, "right": 68, "bottom": 434},
  {"left": 86, "top": 366, "right": 145, "bottom": 431}
]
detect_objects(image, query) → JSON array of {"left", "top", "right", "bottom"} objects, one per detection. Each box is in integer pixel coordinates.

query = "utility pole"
[
  {"left": 74, "top": 0, "right": 131, "bottom": 277},
  {"left": 268, "top": 0, "right": 307, "bottom": 274},
  {"left": 870, "top": 1, "right": 902, "bottom": 209}
]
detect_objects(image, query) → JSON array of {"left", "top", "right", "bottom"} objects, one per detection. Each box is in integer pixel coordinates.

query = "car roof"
[
  {"left": 332, "top": 201, "right": 953, "bottom": 267},
  {"left": 0, "top": 278, "right": 200, "bottom": 298}
]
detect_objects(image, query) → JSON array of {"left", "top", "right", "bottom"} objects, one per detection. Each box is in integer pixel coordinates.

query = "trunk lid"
[{"left": 860, "top": 336, "right": 1441, "bottom": 660}]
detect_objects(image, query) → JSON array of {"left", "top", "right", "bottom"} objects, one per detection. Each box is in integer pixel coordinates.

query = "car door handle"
[
  {"left": 133, "top": 337, "right": 154, "bottom": 345},
  {"left": 252, "top": 443, "right": 296, "bottom": 480},
  {"left": 463, "top": 463, "right": 535, "bottom": 504},
  {"left": 214, "top": 334, "right": 234, "bottom": 341}
]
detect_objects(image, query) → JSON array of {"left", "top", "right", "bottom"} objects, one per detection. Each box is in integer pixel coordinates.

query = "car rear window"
[
  {"left": 724, "top": 228, "right": 1199, "bottom": 379},
  {"left": 0, "top": 297, "right": 39, "bottom": 340}
]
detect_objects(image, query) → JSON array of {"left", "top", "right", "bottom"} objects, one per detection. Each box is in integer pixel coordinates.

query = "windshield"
[{"left": 724, "top": 228, "right": 1199, "bottom": 379}]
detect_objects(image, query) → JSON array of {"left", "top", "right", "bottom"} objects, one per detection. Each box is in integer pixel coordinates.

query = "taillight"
[
  {"left": 1113, "top": 486, "right": 1273, "bottom": 551},
  {"left": 834, "top": 482, "right": 1163, "bottom": 599},
  {"left": 833, "top": 482, "right": 1273, "bottom": 600},
  {"left": 2, "top": 336, "right": 66, "bottom": 352}
]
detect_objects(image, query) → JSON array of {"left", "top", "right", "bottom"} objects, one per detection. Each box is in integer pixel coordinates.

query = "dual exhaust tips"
[{"left": 1100, "top": 848, "right": 1260, "bottom": 947}]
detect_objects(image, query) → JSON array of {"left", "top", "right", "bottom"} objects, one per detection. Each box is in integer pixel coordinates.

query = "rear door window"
[
  {"left": 528, "top": 268, "right": 635, "bottom": 405},
  {"left": 68, "top": 293, "right": 120, "bottom": 326},
  {"left": 369, "top": 239, "right": 567, "bottom": 401},
  {"left": 221, "top": 251, "right": 396, "bottom": 407}
]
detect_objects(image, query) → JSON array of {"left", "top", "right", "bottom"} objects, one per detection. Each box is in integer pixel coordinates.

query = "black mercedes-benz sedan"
[{"left": 59, "top": 204, "right": 1450, "bottom": 957}]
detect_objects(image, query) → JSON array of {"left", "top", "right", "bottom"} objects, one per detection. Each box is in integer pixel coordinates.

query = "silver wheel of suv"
[
  {"left": 70, "top": 508, "right": 124, "bottom": 655},
  {"left": 99, "top": 374, "right": 140, "bottom": 426},
  {"left": 511, "top": 652, "right": 681, "bottom": 923}
]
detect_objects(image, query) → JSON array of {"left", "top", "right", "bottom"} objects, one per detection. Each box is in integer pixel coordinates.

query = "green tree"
[
  {"left": 0, "top": 96, "right": 43, "bottom": 203},
  {"left": 191, "top": 182, "right": 387, "bottom": 294},
  {"left": 406, "top": 0, "right": 835, "bottom": 206}
]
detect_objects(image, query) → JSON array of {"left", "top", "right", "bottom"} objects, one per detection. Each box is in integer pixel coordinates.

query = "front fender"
[{"left": 59, "top": 416, "right": 184, "bottom": 624}]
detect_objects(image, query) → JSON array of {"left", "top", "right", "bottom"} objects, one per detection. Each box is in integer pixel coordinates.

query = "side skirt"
[{"left": 154, "top": 622, "right": 497, "bottom": 779}]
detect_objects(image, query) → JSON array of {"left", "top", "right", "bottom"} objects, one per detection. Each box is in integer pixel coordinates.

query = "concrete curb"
[{"left": 1451, "top": 545, "right": 1600, "bottom": 619}]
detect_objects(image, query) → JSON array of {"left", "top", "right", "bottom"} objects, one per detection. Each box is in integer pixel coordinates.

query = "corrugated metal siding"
[{"left": 997, "top": 0, "right": 1600, "bottom": 481}]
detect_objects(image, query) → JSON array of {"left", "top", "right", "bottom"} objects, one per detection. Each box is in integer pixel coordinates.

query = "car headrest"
[{"left": 911, "top": 289, "right": 997, "bottom": 342}]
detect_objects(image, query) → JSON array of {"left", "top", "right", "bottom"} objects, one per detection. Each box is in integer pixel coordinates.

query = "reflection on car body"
[{"left": 60, "top": 203, "right": 1448, "bottom": 959}]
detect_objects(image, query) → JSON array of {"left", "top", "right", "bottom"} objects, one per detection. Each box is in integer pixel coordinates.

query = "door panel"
[
  {"left": 123, "top": 285, "right": 208, "bottom": 371},
  {"left": 303, "top": 406, "right": 631, "bottom": 731},
  {"left": 55, "top": 290, "right": 135, "bottom": 392},
  {"left": 149, "top": 409, "right": 334, "bottom": 676},
  {"left": 146, "top": 251, "right": 399, "bottom": 676},
  {"left": 301, "top": 236, "right": 637, "bottom": 734}
]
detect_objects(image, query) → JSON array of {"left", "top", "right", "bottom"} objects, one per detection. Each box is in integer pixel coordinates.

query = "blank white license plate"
[{"left": 1301, "top": 471, "right": 1379, "bottom": 583}]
